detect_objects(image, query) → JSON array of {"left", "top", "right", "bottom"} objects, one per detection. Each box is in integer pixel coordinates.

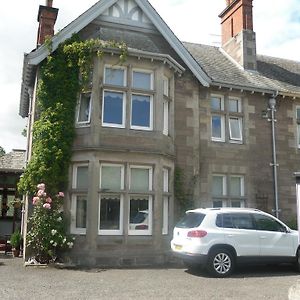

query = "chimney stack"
[
  {"left": 219, "top": 0, "right": 257, "bottom": 70},
  {"left": 37, "top": 1, "right": 58, "bottom": 46}
]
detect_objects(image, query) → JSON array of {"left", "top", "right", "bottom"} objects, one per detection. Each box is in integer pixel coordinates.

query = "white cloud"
[{"left": 0, "top": 0, "right": 299, "bottom": 152}]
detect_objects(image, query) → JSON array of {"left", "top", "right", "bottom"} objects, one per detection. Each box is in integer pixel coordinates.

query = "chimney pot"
[{"left": 46, "top": 0, "right": 53, "bottom": 7}]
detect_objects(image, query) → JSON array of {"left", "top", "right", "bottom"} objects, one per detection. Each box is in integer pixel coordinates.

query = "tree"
[{"left": 0, "top": 146, "right": 5, "bottom": 157}]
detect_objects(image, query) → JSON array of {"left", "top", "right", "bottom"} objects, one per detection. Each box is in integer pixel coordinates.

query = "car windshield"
[
  {"left": 131, "top": 211, "right": 147, "bottom": 224},
  {"left": 176, "top": 212, "right": 206, "bottom": 228}
]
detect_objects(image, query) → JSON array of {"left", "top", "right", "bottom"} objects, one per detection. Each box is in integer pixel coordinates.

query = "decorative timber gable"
[{"left": 101, "top": 0, "right": 153, "bottom": 29}]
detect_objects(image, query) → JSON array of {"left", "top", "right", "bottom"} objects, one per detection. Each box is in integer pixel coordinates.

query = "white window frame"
[
  {"left": 130, "top": 93, "right": 153, "bottom": 131},
  {"left": 129, "top": 165, "right": 153, "bottom": 192},
  {"left": 163, "top": 99, "right": 169, "bottom": 136},
  {"left": 98, "top": 194, "right": 124, "bottom": 235},
  {"left": 128, "top": 195, "right": 153, "bottom": 236},
  {"left": 71, "top": 194, "right": 87, "bottom": 235},
  {"left": 132, "top": 68, "right": 154, "bottom": 90},
  {"left": 102, "top": 90, "right": 126, "bottom": 128},
  {"left": 162, "top": 196, "right": 169, "bottom": 235},
  {"left": 229, "top": 116, "right": 243, "bottom": 142},
  {"left": 72, "top": 163, "right": 89, "bottom": 189},
  {"left": 211, "top": 114, "right": 225, "bottom": 142},
  {"left": 100, "top": 163, "right": 125, "bottom": 191},
  {"left": 76, "top": 93, "right": 92, "bottom": 126},
  {"left": 104, "top": 65, "right": 127, "bottom": 87}
]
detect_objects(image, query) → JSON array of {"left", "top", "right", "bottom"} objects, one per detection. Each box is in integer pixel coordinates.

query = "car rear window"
[{"left": 176, "top": 212, "right": 206, "bottom": 228}]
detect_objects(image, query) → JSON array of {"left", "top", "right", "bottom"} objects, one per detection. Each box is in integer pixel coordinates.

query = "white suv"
[{"left": 171, "top": 208, "right": 300, "bottom": 277}]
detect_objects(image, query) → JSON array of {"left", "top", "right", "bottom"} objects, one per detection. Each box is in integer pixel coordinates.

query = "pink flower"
[
  {"left": 37, "top": 183, "right": 45, "bottom": 190},
  {"left": 46, "top": 197, "right": 52, "bottom": 204},
  {"left": 43, "top": 203, "right": 51, "bottom": 209},
  {"left": 37, "top": 190, "right": 46, "bottom": 197},
  {"left": 58, "top": 192, "right": 64, "bottom": 198},
  {"left": 32, "top": 197, "right": 40, "bottom": 205}
]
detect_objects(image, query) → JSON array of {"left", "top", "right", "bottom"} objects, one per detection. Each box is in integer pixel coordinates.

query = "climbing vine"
[
  {"left": 174, "top": 166, "right": 194, "bottom": 215},
  {"left": 18, "top": 37, "right": 128, "bottom": 195}
]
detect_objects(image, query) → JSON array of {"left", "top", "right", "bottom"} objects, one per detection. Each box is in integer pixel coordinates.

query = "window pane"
[
  {"left": 78, "top": 94, "right": 91, "bottom": 123},
  {"left": 297, "top": 108, "right": 300, "bottom": 120},
  {"left": 129, "top": 196, "right": 149, "bottom": 230},
  {"left": 104, "top": 68, "right": 125, "bottom": 86},
  {"left": 163, "top": 100, "right": 169, "bottom": 135},
  {"left": 101, "top": 165, "right": 122, "bottom": 190},
  {"left": 76, "top": 196, "right": 87, "bottom": 228},
  {"left": 211, "top": 96, "right": 222, "bottom": 110},
  {"left": 231, "top": 200, "right": 241, "bottom": 208},
  {"left": 100, "top": 196, "right": 121, "bottom": 230},
  {"left": 77, "top": 166, "right": 88, "bottom": 189},
  {"left": 163, "top": 168, "right": 169, "bottom": 193},
  {"left": 298, "top": 124, "right": 300, "bottom": 146},
  {"left": 162, "top": 196, "right": 169, "bottom": 234},
  {"left": 133, "top": 71, "right": 152, "bottom": 90},
  {"left": 228, "top": 99, "right": 239, "bottom": 112},
  {"left": 103, "top": 91, "right": 124, "bottom": 126},
  {"left": 212, "top": 115, "right": 223, "bottom": 139},
  {"left": 213, "top": 200, "right": 223, "bottom": 208},
  {"left": 6, "top": 195, "right": 15, "bottom": 217},
  {"left": 212, "top": 176, "right": 224, "bottom": 196},
  {"left": 229, "top": 117, "right": 242, "bottom": 140},
  {"left": 130, "top": 168, "right": 150, "bottom": 191},
  {"left": 131, "top": 94, "right": 151, "bottom": 128},
  {"left": 254, "top": 214, "right": 285, "bottom": 232},
  {"left": 163, "top": 77, "right": 169, "bottom": 96},
  {"left": 230, "top": 177, "right": 242, "bottom": 197}
]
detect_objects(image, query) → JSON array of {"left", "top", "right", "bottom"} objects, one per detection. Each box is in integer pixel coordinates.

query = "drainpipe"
[{"left": 268, "top": 96, "right": 280, "bottom": 218}]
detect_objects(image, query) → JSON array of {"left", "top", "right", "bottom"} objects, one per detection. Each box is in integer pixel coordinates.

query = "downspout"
[{"left": 268, "top": 95, "right": 280, "bottom": 218}]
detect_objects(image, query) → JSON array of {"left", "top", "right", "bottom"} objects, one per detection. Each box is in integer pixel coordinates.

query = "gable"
[
  {"left": 101, "top": 0, "right": 154, "bottom": 29},
  {"left": 24, "top": 0, "right": 210, "bottom": 85}
]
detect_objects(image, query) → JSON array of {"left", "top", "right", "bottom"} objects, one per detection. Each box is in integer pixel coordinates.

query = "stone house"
[{"left": 19, "top": 0, "right": 300, "bottom": 266}]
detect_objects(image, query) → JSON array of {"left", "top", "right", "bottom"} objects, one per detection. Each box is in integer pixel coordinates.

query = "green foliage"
[
  {"left": 18, "top": 36, "right": 128, "bottom": 196},
  {"left": 286, "top": 218, "right": 298, "bottom": 230},
  {"left": 174, "top": 167, "right": 193, "bottom": 215},
  {"left": 26, "top": 184, "right": 74, "bottom": 263},
  {"left": 10, "top": 231, "right": 22, "bottom": 249},
  {"left": 0, "top": 146, "right": 5, "bottom": 156}
]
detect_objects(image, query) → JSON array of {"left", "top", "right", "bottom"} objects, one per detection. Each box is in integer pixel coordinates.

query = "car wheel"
[{"left": 207, "top": 249, "right": 235, "bottom": 278}]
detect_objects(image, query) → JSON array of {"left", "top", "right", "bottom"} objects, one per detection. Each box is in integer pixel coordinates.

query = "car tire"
[
  {"left": 206, "top": 248, "right": 235, "bottom": 278},
  {"left": 295, "top": 249, "right": 300, "bottom": 272}
]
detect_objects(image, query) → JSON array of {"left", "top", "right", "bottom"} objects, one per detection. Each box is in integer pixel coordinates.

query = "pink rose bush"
[{"left": 27, "top": 183, "right": 75, "bottom": 263}]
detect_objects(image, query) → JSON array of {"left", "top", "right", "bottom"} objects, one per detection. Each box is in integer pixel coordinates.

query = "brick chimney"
[
  {"left": 37, "top": 0, "right": 58, "bottom": 46},
  {"left": 219, "top": 0, "right": 257, "bottom": 70}
]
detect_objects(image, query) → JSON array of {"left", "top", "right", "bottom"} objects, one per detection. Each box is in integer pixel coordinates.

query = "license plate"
[{"left": 175, "top": 244, "right": 182, "bottom": 250}]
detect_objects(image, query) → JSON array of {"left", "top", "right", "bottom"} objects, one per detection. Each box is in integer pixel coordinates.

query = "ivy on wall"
[{"left": 18, "top": 37, "right": 127, "bottom": 195}]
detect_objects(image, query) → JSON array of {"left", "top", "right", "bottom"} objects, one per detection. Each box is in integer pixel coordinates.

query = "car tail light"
[
  {"left": 135, "top": 225, "right": 148, "bottom": 230},
  {"left": 187, "top": 230, "right": 207, "bottom": 238}
]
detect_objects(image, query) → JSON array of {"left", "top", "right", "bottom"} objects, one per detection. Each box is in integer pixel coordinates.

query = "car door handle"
[{"left": 260, "top": 236, "right": 267, "bottom": 239}]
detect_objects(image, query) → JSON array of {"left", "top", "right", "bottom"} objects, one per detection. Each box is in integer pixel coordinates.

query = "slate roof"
[
  {"left": 0, "top": 150, "right": 26, "bottom": 173},
  {"left": 183, "top": 42, "right": 300, "bottom": 96}
]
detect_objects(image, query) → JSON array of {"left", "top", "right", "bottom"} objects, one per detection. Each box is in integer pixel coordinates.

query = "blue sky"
[{"left": 0, "top": 0, "right": 299, "bottom": 153}]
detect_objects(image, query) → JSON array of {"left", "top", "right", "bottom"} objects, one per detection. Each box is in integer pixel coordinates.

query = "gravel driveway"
[{"left": 0, "top": 254, "right": 299, "bottom": 300}]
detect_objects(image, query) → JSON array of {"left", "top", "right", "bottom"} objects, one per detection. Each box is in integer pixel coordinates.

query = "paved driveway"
[{"left": 0, "top": 255, "right": 299, "bottom": 300}]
